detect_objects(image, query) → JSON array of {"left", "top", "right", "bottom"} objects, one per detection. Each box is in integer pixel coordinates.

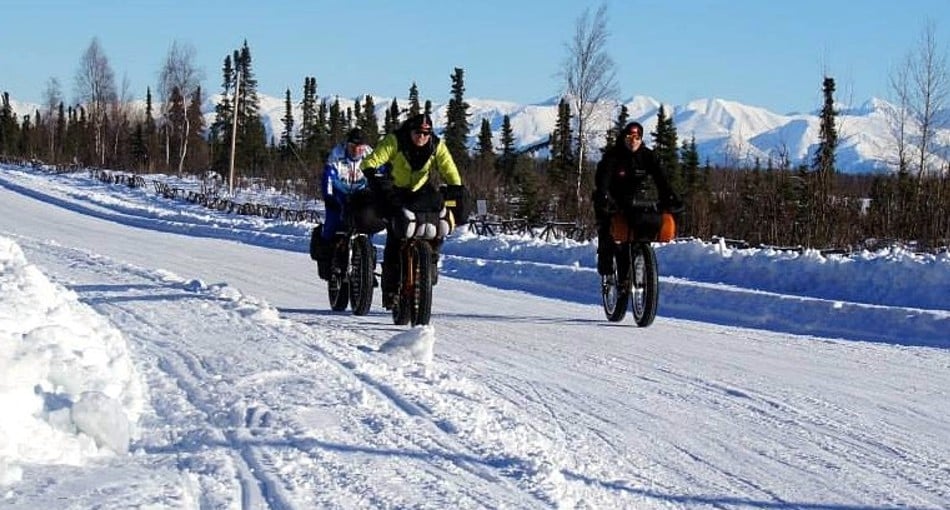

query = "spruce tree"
[
  {"left": 64, "top": 106, "right": 77, "bottom": 164},
  {"left": 0, "top": 92, "right": 19, "bottom": 156},
  {"left": 130, "top": 123, "right": 147, "bottom": 170},
  {"left": 408, "top": 83, "right": 420, "bottom": 117},
  {"left": 185, "top": 86, "right": 207, "bottom": 171},
  {"left": 352, "top": 99, "right": 363, "bottom": 130},
  {"left": 210, "top": 55, "right": 234, "bottom": 173},
  {"left": 515, "top": 158, "right": 544, "bottom": 222},
  {"left": 359, "top": 95, "right": 380, "bottom": 145},
  {"left": 297, "top": 77, "right": 316, "bottom": 155},
  {"left": 279, "top": 89, "right": 295, "bottom": 160},
  {"left": 812, "top": 77, "right": 838, "bottom": 184},
  {"left": 383, "top": 105, "right": 392, "bottom": 133},
  {"left": 811, "top": 76, "right": 839, "bottom": 246},
  {"left": 32, "top": 110, "right": 47, "bottom": 162},
  {"left": 680, "top": 136, "right": 700, "bottom": 197},
  {"left": 234, "top": 41, "right": 268, "bottom": 176},
  {"left": 497, "top": 115, "right": 519, "bottom": 217},
  {"left": 651, "top": 105, "right": 681, "bottom": 194},
  {"left": 55, "top": 102, "right": 66, "bottom": 164},
  {"left": 678, "top": 136, "right": 706, "bottom": 237},
  {"left": 142, "top": 88, "right": 157, "bottom": 172},
  {"left": 313, "top": 100, "right": 329, "bottom": 160},
  {"left": 476, "top": 118, "right": 494, "bottom": 164},
  {"left": 444, "top": 67, "right": 471, "bottom": 170},
  {"left": 328, "top": 98, "right": 345, "bottom": 145},
  {"left": 18, "top": 114, "right": 33, "bottom": 159},
  {"left": 386, "top": 98, "right": 400, "bottom": 133},
  {"left": 467, "top": 117, "right": 497, "bottom": 213},
  {"left": 549, "top": 98, "right": 575, "bottom": 212},
  {"left": 606, "top": 104, "right": 629, "bottom": 150},
  {"left": 498, "top": 115, "right": 517, "bottom": 188}
]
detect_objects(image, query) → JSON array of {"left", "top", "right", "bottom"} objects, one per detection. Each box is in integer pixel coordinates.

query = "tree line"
[{"left": 1, "top": 23, "right": 948, "bottom": 252}]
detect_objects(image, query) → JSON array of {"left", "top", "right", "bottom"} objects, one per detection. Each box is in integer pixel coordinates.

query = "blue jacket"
[{"left": 321, "top": 143, "right": 373, "bottom": 205}]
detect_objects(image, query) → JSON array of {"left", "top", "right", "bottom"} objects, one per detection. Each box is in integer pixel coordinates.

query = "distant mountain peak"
[{"left": 7, "top": 91, "right": 942, "bottom": 174}]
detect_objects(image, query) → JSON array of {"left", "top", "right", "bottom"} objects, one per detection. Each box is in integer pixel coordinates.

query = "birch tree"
[
  {"left": 158, "top": 40, "right": 203, "bottom": 175},
  {"left": 558, "top": 3, "right": 618, "bottom": 220},
  {"left": 890, "top": 22, "right": 949, "bottom": 178},
  {"left": 42, "top": 78, "right": 63, "bottom": 158},
  {"left": 74, "top": 37, "right": 116, "bottom": 165}
]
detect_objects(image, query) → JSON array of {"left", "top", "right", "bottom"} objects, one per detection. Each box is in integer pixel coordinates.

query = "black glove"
[
  {"left": 443, "top": 184, "right": 469, "bottom": 225},
  {"left": 593, "top": 193, "right": 616, "bottom": 219},
  {"left": 662, "top": 194, "right": 684, "bottom": 214},
  {"left": 368, "top": 175, "right": 400, "bottom": 216}
]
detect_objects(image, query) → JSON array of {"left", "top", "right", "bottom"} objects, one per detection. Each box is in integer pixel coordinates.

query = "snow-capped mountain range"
[{"left": 9, "top": 92, "right": 946, "bottom": 174}]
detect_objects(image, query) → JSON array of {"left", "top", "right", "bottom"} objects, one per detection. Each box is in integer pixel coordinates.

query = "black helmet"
[
  {"left": 405, "top": 113, "right": 433, "bottom": 131},
  {"left": 346, "top": 128, "right": 364, "bottom": 145}
]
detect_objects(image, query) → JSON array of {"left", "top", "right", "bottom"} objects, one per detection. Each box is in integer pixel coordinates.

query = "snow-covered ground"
[{"left": 0, "top": 164, "right": 948, "bottom": 509}]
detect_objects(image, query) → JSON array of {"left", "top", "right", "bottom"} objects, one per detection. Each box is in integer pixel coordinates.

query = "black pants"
[
  {"left": 596, "top": 221, "right": 614, "bottom": 275},
  {"left": 596, "top": 210, "right": 663, "bottom": 275},
  {"left": 381, "top": 227, "right": 400, "bottom": 294}
]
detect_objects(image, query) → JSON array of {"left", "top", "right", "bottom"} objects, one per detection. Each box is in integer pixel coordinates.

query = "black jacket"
[{"left": 593, "top": 140, "right": 677, "bottom": 211}]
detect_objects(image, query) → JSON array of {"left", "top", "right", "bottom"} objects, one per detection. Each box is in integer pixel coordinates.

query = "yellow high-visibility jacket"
[{"left": 360, "top": 132, "right": 462, "bottom": 191}]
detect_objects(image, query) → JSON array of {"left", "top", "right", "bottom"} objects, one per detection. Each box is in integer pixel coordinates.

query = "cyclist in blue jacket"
[{"left": 313, "top": 128, "right": 380, "bottom": 280}]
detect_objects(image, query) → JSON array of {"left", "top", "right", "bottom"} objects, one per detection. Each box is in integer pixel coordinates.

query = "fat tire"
[
  {"left": 327, "top": 239, "right": 349, "bottom": 311},
  {"left": 349, "top": 236, "right": 375, "bottom": 316},
  {"left": 602, "top": 243, "right": 630, "bottom": 322},
  {"left": 392, "top": 241, "right": 412, "bottom": 325},
  {"left": 410, "top": 241, "right": 434, "bottom": 326},
  {"left": 631, "top": 243, "right": 659, "bottom": 327}
]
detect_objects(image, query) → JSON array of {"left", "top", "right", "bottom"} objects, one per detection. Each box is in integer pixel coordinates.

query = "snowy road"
[{"left": 1, "top": 168, "right": 948, "bottom": 509}]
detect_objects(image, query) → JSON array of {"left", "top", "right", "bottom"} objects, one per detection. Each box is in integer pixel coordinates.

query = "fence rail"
[{"left": 9, "top": 163, "right": 945, "bottom": 254}]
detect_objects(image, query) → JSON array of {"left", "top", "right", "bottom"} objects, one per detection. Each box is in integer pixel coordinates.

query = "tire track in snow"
[
  {"left": 296, "top": 340, "right": 553, "bottom": 507},
  {"left": 18, "top": 238, "right": 296, "bottom": 509}
]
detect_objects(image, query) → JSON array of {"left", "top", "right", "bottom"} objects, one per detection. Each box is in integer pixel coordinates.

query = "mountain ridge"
[{"left": 9, "top": 92, "right": 946, "bottom": 174}]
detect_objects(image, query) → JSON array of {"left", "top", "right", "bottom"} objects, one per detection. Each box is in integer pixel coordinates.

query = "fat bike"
[{"left": 601, "top": 200, "right": 678, "bottom": 327}]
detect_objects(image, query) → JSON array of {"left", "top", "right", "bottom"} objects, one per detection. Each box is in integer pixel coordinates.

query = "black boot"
[
  {"left": 381, "top": 241, "right": 399, "bottom": 309},
  {"left": 315, "top": 238, "right": 332, "bottom": 280},
  {"left": 372, "top": 246, "right": 379, "bottom": 287},
  {"left": 596, "top": 232, "right": 615, "bottom": 276}
]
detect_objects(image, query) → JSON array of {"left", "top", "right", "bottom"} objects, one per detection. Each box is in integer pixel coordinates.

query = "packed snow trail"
[{"left": 1, "top": 173, "right": 948, "bottom": 508}]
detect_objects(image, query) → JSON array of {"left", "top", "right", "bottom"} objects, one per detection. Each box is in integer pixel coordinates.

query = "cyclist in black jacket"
[{"left": 592, "top": 121, "right": 681, "bottom": 278}]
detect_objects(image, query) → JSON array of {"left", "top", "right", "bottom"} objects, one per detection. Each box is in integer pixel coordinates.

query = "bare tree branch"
[
  {"left": 74, "top": 37, "right": 117, "bottom": 165},
  {"left": 158, "top": 41, "right": 204, "bottom": 175},
  {"left": 558, "top": 3, "right": 618, "bottom": 219},
  {"left": 908, "top": 21, "right": 949, "bottom": 176}
]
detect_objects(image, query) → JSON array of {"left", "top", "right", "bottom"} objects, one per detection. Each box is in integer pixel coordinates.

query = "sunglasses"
[{"left": 413, "top": 129, "right": 432, "bottom": 136}]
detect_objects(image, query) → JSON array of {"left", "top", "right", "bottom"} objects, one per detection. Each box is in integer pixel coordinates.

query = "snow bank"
[{"left": 0, "top": 236, "right": 146, "bottom": 484}]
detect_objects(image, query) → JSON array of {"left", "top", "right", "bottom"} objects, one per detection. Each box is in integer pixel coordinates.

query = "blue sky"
[{"left": 2, "top": 0, "right": 947, "bottom": 114}]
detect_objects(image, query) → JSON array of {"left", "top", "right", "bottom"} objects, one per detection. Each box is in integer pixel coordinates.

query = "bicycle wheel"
[
  {"left": 327, "top": 238, "right": 349, "bottom": 311},
  {"left": 630, "top": 243, "right": 659, "bottom": 327},
  {"left": 602, "top": 243, "right": 630, "bottom": 322},
  {"left": 349, "top": 235, "right": 375, "bottom": 316},
  {"left": 410, "top": 241, "right": 434, "bottom": 326},
  {"left": 392, "top": 241, "right": 412, "bottom": 325}
]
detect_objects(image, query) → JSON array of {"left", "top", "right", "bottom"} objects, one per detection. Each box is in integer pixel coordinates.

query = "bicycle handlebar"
[
  {"left": 626, "top": 199, "right": 659, "bottom": 210},
  {"left": 623, "top": 199, "right": 684, "bottom": 215}
]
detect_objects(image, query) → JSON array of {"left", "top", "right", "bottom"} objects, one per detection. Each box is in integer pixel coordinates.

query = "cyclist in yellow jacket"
[{"left": 360, "top": 113, "right": 467, "bottom": 308}]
